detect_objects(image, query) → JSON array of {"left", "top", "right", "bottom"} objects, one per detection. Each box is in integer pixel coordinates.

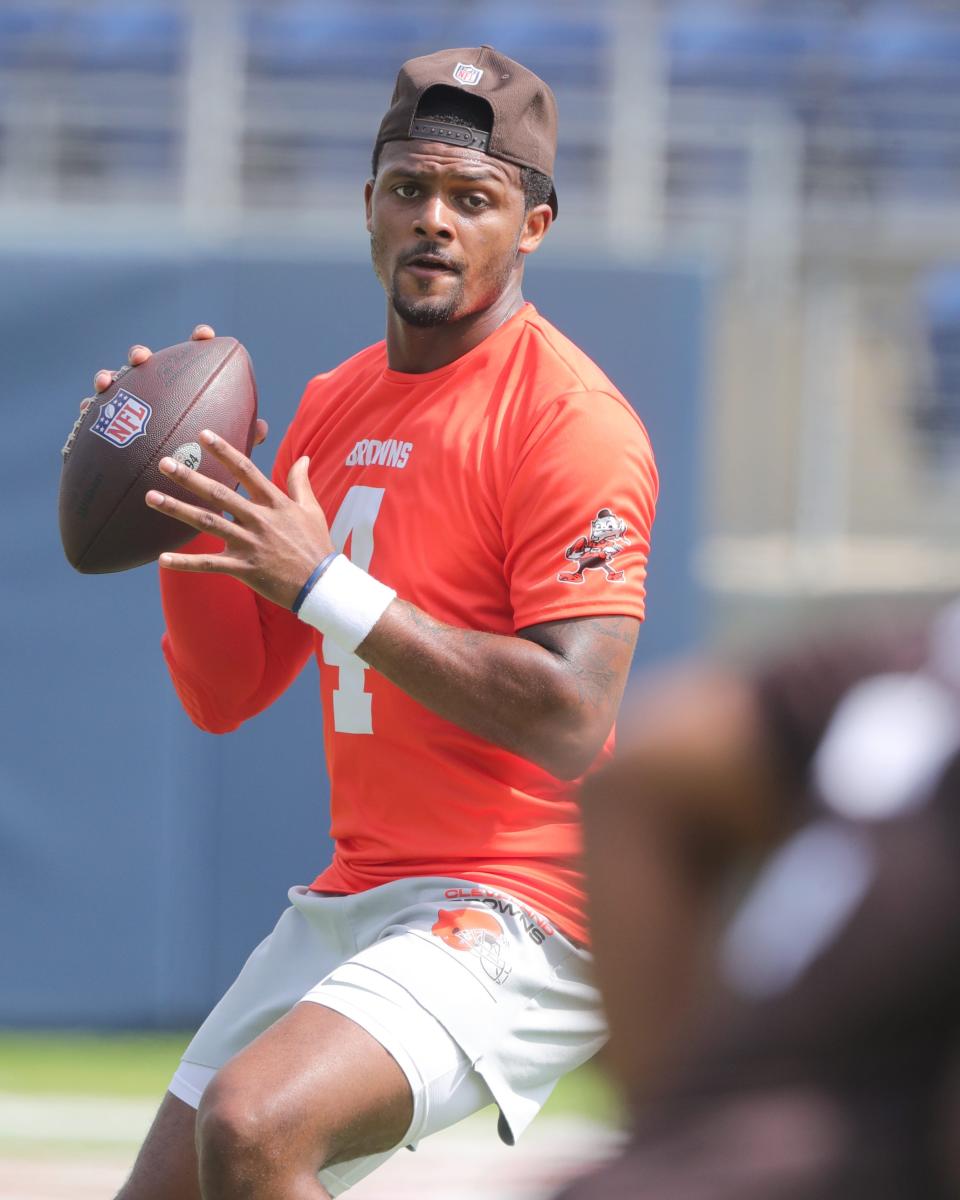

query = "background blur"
[{"left": 1, "top": 0, "right": 959, "bottom": 1190}]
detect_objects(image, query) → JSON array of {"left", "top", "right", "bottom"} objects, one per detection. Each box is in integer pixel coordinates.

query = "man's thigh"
[
  {"left": 115, "top": 1005, "right": 416, "bottom": 1200},
  {"left": 196, "top": 999, "right": 414, "bottom": 1172},
  {"left": 179, "top": 968, "right": 492, "bottom": 1195}
]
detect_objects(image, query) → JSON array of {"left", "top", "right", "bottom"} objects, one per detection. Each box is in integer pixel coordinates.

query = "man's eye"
[
  {"left": 462, "top": 194, "right": 489, "bottom": 210},
  {"left": 395, "top": 184, "right": 419, "bottom": 198}
]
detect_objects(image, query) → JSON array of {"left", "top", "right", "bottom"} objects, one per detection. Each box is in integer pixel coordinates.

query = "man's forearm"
[
  {"left": 357, "top": 600, "right": 636, "bottom": 779},
  {"left": 145, "top": 436, "right": 639, "bottom": 763},
  {"left": 161, "top": 534, "right": 313, "bottom": 733}
]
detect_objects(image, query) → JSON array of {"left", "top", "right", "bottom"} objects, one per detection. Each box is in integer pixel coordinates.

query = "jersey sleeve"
[
  {"left": 502, "top": 391, "right": 658, "bottom": 631},
  {"left": 159, "top": 394, "right": 316, "bottom": 733}
]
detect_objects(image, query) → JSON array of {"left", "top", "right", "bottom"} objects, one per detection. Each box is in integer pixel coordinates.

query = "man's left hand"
[{"left": 145, "top": 430, "right": 334, "bottom": 609}]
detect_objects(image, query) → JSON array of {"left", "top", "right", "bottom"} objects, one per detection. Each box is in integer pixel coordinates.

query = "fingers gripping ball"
[{"left": 59, "top": 337, "right": 258, "bottom": 573}]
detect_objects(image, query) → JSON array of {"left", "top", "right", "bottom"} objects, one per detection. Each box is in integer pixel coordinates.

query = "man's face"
[{"left": 365, "top": 140, "right": 541, "bottom": 328}]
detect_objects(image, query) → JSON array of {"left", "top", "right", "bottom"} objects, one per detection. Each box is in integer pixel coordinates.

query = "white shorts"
[{"left": 170, "top": 876, "right": 605, "bottom": 1196}]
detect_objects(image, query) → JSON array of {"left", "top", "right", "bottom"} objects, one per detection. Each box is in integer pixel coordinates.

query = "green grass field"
[{"left": 0, "top": 1031, "right": 621, "bottom": 1121}]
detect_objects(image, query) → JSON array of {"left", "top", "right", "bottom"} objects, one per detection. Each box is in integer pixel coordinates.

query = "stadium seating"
[
  {"left": 0, "top": 4, "right": 187, "bottom": 75},
  {"left": 63, "top": 5, "right": 184, "bottom": 74},
  {"left": 245, "top": 5, "right": 423, "bottom": 80},
  {"left": 841, "top": 14, "right": 960, "bottom": 200},
  {"left": 917, "top": 267, "right": 960, "bottom": 442},
  {"left": 0, "top": 4, "right": 62, "bottom": 69},
  {"left": 1, "top": 0, "right": 959, "bottom": 222},
  {"left": 452, "top": 8, "right": 608, "bottom": 89},
  {"left": 665, "top": 4, "right": 831, "bottom": 100}
]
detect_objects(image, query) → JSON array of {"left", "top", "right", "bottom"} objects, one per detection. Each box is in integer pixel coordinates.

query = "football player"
[{"left": 87, "top": 46, "right": 658, "bottom": 1200}]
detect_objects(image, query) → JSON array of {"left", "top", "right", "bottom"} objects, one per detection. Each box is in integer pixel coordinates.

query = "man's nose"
[{"left": 413, "top": 196, "right": 454, "bottom": 241}]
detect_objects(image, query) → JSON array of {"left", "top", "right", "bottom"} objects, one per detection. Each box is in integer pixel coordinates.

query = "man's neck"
[{"left": 384, "top": 287, "right": 526, "bottom": 374}]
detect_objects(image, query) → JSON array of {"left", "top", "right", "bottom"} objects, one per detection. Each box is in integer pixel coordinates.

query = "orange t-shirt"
[{"left": 160, "top": 304, "right": 658, "bottom": 943}]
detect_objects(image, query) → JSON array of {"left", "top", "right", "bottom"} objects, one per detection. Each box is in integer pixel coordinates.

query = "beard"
[
  {"left": 370, "top": 228, "right": 520, "bottom": 329},
  {"left": 389, "top": 272, "right": 466, "bottom": 327}
]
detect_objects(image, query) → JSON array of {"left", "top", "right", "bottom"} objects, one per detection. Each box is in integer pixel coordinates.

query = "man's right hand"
[{"left": 88, "top": 323, "right": 269, "bottom": 447}]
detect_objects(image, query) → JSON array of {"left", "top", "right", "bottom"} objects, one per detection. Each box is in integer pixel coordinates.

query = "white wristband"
[{"left": 296, "top": 553, "right": 396, "bottom": 654}]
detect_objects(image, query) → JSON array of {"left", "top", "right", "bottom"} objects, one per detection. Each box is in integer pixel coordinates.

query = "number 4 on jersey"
[{"left": 322, "top": 485, "right": 385, "bottom": 735}]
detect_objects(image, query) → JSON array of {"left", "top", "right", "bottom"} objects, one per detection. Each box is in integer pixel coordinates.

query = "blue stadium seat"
[
  {"left": 840, "top": 15, "right": 960, "bottom": 200},
  {"left": 453, "top": 10, "right": 607, "bottom": 89},
  {"left": 59, "top": 125, "right": 178, "bottom": 181},
  {"left": 246, "top": 3, "right": 606, "bottom": 90},
  {"left": 846, "top": 13, "right": 960, "bottom": 97},
  {"left": 916, "top": 267, "right": 960, "bottom": 440},
  {"left": 0, "top": 3, "right": 64, "bottom": 69},
  {"left": 245, "top": 4, "right": 420, "bottom": 80},
  {"left": 665, "top": 4, "right": 830, "bottom": 98},
  {"left": 62, "top": 5, "right": 185, "bottom": 74},
  {"left": 924, "top": 268, "right": 960, "bottom": 326},
  {"left": 667, "top": 143, "right": 748, "bottom": 201},
  {"left": 242, "top": 129, "right": 370, "bottom": 186}
]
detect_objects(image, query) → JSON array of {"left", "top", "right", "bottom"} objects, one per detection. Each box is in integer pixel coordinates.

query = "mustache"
[{"left": 398, "top": 242, "right": 464, "bottom": 273}]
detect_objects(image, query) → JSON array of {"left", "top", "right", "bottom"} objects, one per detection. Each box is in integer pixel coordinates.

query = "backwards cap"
[{"left": 374, "top": 45, "right": 559, "bottom": 217}]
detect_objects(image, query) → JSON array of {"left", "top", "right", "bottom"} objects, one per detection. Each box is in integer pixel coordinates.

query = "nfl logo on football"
[
  {"left": 452, "top": 62, "right": 483, "bottom": 86},
  {"left": 91, "top": 388, "right": 153, "bottom": 448}
]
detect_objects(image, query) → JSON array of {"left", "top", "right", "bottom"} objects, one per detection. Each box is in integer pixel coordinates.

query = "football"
[{"left": 59, "top": 336, "right": 258, "bottom": 574}]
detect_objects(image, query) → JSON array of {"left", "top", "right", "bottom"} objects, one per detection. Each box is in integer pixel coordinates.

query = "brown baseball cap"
[{"left": 374, "top": 45, "right": 559, "bottom": 216}]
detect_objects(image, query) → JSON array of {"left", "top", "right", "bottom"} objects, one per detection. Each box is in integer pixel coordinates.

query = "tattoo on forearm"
[
  {"left": 365, "top": 601, "right": 639, "bottom": 768},
  {"left": 593, "top": 617, "right": 639, "bottom": 647}
]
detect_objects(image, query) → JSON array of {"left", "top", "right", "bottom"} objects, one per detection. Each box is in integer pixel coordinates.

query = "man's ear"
[
  {"left": 518, "top": 204, "right": 553, "bottom": 257},
  {"left": 364, "top": 178, "right": 375, "bottom": 233}
]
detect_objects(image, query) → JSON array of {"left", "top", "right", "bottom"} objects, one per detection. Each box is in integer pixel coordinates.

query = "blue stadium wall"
[{"left": 0, "top": 253, "right": 708, "bottom": 1028}]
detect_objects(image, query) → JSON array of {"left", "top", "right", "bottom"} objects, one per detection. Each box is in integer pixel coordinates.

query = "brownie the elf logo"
[{"left": 558, "top": 507, "right": 629, "bottom": 584}]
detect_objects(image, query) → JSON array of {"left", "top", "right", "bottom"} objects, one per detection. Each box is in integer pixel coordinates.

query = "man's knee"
[
  {"left": 197, "top": 1082, "right": 280, "bottom": 1177},
  {"left": 194, "top": 1002, "right": 416, "bottom": 1192},
  {"left": 196, "top": 1070, "right": 331, "bottom": 1182}
]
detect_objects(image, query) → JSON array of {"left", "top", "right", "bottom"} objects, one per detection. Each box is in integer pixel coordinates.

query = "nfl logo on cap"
[{"left": 453, "top": 62, "right": 483, "bottom": 86}]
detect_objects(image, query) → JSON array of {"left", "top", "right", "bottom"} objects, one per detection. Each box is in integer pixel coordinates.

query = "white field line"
[{"left": 0, "top": 1093, "right": 156, "bottom": 1145}]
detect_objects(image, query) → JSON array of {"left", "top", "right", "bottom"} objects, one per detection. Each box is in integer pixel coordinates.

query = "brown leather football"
[{"left": 59, "top": 336, "right": 258, "bottom": 573}]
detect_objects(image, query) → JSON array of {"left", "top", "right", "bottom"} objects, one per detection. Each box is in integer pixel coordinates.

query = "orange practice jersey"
[{"left": 160, "top": 304, "right": 658, "bottom": 943}]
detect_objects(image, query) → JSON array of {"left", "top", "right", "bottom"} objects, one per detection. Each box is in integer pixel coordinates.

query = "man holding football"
[{"left": 89, "top": 46, "right": 658, "bottom": 1200}]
